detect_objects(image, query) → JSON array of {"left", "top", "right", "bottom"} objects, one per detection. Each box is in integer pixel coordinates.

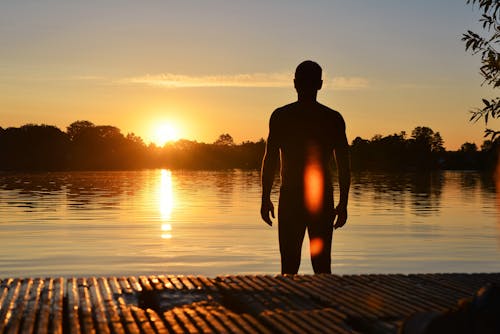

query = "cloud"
[
  {"left": 326, "top": 76, "right": 370, "bottom": 90},
  {"left": 119, "top": 72, "right": 368, "bottom": 90},
  {"left": 71, "top": 75, "right": 107, "bottom": 81}
]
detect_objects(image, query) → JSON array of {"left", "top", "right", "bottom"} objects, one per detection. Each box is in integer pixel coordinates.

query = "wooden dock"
[{"left": 0, "top": 273, "right": 499, "bottom": 333}]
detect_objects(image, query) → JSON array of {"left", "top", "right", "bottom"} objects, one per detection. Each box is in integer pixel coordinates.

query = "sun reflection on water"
[{"left": 159, "top": 169, "right": 174, "bottom": 239}]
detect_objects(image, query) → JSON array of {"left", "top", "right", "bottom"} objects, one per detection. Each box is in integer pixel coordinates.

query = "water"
[{"left": 0, "top": 170, "right": 498, "bottom": 277}]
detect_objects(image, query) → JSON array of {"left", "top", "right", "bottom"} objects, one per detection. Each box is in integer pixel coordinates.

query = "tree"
[
  {"left": 214, "top": 133, "right": 235, "bottom": 146},
  {"left": 411, "top": 126, "right": 444, "bottom": 152},
  {"left": 460, "top": 142, "right": 478, "bottom": 152},
  {"left": 0, "top": 124, "right": 70, "bottom": 170},
  {"left": 66, "top": 120, "right": 95, "bottom": 141},
  {"left": 462, "top": 0, "right": 500, "bottom": 139}
]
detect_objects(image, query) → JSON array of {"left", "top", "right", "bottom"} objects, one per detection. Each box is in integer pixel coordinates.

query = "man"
[{"left": 260, "top": 60, "right": 350, "bottom": 274}]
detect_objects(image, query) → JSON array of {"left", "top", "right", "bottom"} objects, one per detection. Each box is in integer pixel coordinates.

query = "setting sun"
[{"left": 152, "top": 123, "right": 180, "bottom": 146}]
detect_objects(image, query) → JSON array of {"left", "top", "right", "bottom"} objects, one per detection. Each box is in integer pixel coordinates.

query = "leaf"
[{"left": 483, "top": 98, "right": 491, "bottom": 106}]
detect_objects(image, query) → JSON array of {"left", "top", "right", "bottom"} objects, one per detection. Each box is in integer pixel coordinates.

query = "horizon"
[
  {"left": 1, "top": 1, "right": 497, "bottom": 150},
  {"left": 0, "top": 119, "right": 491, "bottom": 150}
]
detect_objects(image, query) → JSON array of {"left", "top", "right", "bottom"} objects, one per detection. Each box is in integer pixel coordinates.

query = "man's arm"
[
  {"left": 333, "top": 117, "right": 351, "bottom": 229},
  {"left": 260, "top": 113, "right": 279, "bottom": 226}
]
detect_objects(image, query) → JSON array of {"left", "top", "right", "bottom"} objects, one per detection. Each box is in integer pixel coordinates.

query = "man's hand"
[
  {"left": 333, "top": 205, "right": 347, "bottom": 229},
  {"left": 260, "top": 199, "right": 275, "bottom": 226}
]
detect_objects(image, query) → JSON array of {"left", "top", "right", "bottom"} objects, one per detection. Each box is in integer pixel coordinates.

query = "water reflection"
[
  {"left": 214, "top": 170, "right": 235, "bottom": 209},
  {"left": 349, "top": 172, "right": 444, "bottom": 216},
  {"left": 159, "top": 169, "right": 174, "bottom": 239},
  {"left": 0, "top": 170, "right": 498, "bottom": 277}
]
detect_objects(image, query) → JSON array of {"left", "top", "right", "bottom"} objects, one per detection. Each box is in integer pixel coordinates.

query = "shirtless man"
[{"left": 260, "top": 60, "right": 351, "bottom": 274}]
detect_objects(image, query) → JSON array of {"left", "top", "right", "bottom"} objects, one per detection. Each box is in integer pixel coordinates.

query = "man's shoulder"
[
  {"left": 270, "top": 102, "right": 298, "bottom": 122},
  {"left": 273, "top": 102, "right": 298, "bottom": 113},
  {"left": 317, "top": 102, "right": 343, "bottom": 120},
  {"left": 270, "top": 101, "right": 345, "bottom": 124}
]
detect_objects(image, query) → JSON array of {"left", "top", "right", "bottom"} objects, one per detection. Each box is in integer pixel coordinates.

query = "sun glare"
[{"left": 153, "top": 123, "right": 179, "bottom": 146}]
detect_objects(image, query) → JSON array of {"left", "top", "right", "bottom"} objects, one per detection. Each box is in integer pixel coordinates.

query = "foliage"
[
  {"left": 411, "top": 126, "right": 444, "bottom": 153},
  {"left": 462, "top": 0, "right": 500, "bottom": 139},
  {"left": 0, "top": 122, "right": 498, "bottom": 171},
  {"left": 214, "top": 133, "right": 235, "bottom": 146},
  {"left": 0, "top": 124, "right": 70, "bottom": 170}
]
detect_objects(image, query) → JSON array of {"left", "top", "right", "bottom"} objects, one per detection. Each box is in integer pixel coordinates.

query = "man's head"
[{"left": 294, "top": 60, "right": 323, "bottom": 98}]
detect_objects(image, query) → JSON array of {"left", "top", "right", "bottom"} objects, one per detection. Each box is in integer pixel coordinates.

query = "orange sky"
[{"left": 0, "top": 1, "right": 497, "bottom": 150}]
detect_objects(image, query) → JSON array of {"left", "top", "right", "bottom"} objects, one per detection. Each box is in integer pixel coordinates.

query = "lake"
[{"left": 0, "top": 170, "right": 499, "bottom": 277}]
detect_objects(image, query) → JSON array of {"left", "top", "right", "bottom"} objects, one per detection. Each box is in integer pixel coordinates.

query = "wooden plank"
[
  {"left": 276, "top": 276, "right": 315, "bottom": 299},
  {"left": 5, "top": 278, "right": 33, "bottom": 334},
  {"left": 381, "top": 273, "right": 457, "bottom": 304},
  {"left": 373, "top": 274, "right": 456, "bottom": 311},
  {"left": 252, "top": 275, "right": 276, "bottom": 290},
  {"left": 108, "top": 277, "right": 122, "bottom": 295},
  {"left": 20, "top": 278, "right": 44, "bottom": 334},
  {"left": 51, "top": 277, "right": 64, "bottom": 334},
  {"left": 227, "top": 275, "right": 251, "bottom": 291},
  {"left": 128, "top": 276, "right": 142, "bottom": 292},
  {"left": 0, "top": 278, "right": 13, "bottom": 313},
  {"left": 306, "top": 309, "right": 353, "bottom": 334},
  {"left": 287, "top": 276, "right": 379, "bottom": 319},
  {"left": 130, "top": 305, "right": 156, "bottom": 333},
  {"left": 318, "top": 274, "right": 417, "bottom": 317},
  {"left": 416, "top": 274, "right": 479, "bottom": 296},
  {"left": 171, "top": 308, "right": 199, "bottom": 333},
  {"left": 259, "top": 311, "right": 299, "bottom": 334},
  {"left": 238, "top": 276, "right": 265, "bottom": 292},
  {"left": 116, "top": 296, "right": 141, "bottom": 334},
  {"left": 117, "top": 277, "right": 133, "bottom": 294},
  {"left": 213, "top": 277, "right": 232, "bottom": 291},
  {"left": 186, "top": 276, "right": 205, "bottom": 291},
  {"left": 148, "top": 276, "right": 164, "bottom": 291},
  {"left": 157, "top": 275, "right": 175, "bottom": 290},
  {"left": 89, "top": 277, "right": 111, "bottom": 334},
  {"left": 361, "top": 275, "right": 430, "bottom": 315},
  {"left": 146, "top": 308, "right": 170, "bottom": 334},
  {"left": 36, "top": 278, "right": 53, "bottom": 334},
  {"left": 240, "top": 313, "right": 274, "bottom": 334},
  {"left": 376, "top": 274, "right": 455, "bottom": 310},
  {"left": 0, "top": 278, "right": 18, "bottom": 333},
  {"left": 98, "top": 278, "right": 125, "bottom": 334},
  {"left": 278, "top": 310, "right": 321, "bottom": 334},
  {"left": 183, "top": 306, "right": 213, "bottom": 333},
  {"left": 77, "top": 278, "right": 96, "bottom": 334},
  {"left": 225, "top": 313, "right": 257, "bottom": 334},
  {"left": 167, "top": 276, "right": 186, "bottom": 290},
  {"left": 210, "top": 308, "right": 244, "bottom": 333},
  {"left": 162, "top": 309, "right": 186, "bottom": 333},
  {"left": 195, "top": 276, "right": 218, "bottom": 292},
  {"left": 259, "top": 311, "right": 290, "bottom": 333},
  {"left": 138, "top": 276, "right": 153, "bottom": 291},
  {"left": 178, "top": 276, "right": 196, "bottom": 290},
  {"left": 327, "top": 275, "right": 421, "bottom": 317},
  {"left": 193, "top": 304, "right": 228, "bottom": 333},
  {"left": 66, "top": 278, "right": 80, "bottom": 334}
]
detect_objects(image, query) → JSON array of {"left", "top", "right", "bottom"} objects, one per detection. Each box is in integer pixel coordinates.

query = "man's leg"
[
  {"left": 307, "top": 217, "right": 334, "bottom": 274},
  {"left": 278, "top": 217, "right": 306, "bottom": 274},
  {"left": 278, "top": 190, "right": 307, "bottom": 275}
]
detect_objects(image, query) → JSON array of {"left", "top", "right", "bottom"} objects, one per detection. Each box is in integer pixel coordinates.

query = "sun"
[{"left": 153, "top": 123, "right": 180, "bottom": 146}]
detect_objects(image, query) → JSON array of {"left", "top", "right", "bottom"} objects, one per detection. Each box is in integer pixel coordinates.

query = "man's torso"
[{"left": 270, "top": 101, "right": 346, "bottom": 189}]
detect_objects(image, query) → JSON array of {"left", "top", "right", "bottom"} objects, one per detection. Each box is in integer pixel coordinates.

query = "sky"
[{"left": 0, "top": 0, "right": 497, "bottom": 150}]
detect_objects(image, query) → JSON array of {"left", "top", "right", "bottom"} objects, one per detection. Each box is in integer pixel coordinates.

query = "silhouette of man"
[{"left": 261, "top": 60, "right": 351, "bottom": 274}]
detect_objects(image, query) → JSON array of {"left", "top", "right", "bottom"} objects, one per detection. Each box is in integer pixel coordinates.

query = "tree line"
[{"left": 0, "top": 121, "right": 498, "bottom": 171}]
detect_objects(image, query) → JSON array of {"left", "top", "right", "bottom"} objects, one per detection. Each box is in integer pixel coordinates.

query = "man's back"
[{"left": 269, "top": 101, "right": 347, "bottom": 188}]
